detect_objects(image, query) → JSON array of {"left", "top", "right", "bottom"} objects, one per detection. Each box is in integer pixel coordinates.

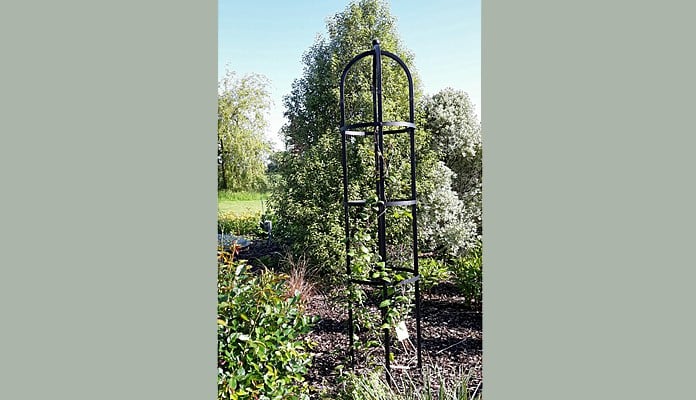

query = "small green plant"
[
  {"left": 418, "top": 258, "right": 451, "bottom": 290},
  {"left": 217, "top": 260, "right": 315, "bottom": 400},
  {"left": 451, "top": 244, "right": 482, "bottom": 307},
  {"left": 342, "top": 197, "right": 418, "bottom": 367}
]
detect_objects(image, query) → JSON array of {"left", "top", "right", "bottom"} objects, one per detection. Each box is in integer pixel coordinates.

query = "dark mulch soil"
[
  {"left": 304, "top": 284, "right": 482, "bottom": 398},
  {"left": 218, "top": 236, "right": 284, "bottom": 269},
  {"left": 227, "top": 239, "right": 483, "bottom": 398},
  {"left": 238, "top": 239, "right": 283, "bottom": 266}
]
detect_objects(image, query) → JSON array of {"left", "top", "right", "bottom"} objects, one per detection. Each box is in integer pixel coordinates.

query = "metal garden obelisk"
[{"left": 339, "top": 39, "right": 422, "bottom": 375}]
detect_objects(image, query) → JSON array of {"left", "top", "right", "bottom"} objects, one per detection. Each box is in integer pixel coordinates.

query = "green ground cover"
[{"left": 217, "top": 191, "right": 267, "bottom": 215}]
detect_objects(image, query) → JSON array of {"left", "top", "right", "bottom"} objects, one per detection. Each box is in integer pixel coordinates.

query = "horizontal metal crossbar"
[
  {"left": 382, "top": 121, "right": 416, "bottom": 128},
  {"left": 341, "top": 122, "right": 375, "bottom": 130},
  {"left": 343, "top": 129, "right": 412, "bottom": 137},
  {"left": 349, "top": 278, "right": 385, "bottom": 286},
  {"left": 344, "top": 130, "right": 367, "bottom": 137},
  {"left": 346, "top": 199, "right": 416, "bottom": 207},
  {"left": 341, "top": 121, "right": 416, "bottom": 132},
  {"left": 391, "top": 266, "right": 415, "bottom": 273},
  {"left": 396, "top": 275, "right": 421, "bottom": 286},
  {"left": 349, "top": 274, "right": 420, "bottom": 287},
  {"left": 381, "top": 128, "right": 411, "bottom": 134},
  {"left": 386, "top": 199, "right": 416, "bottom": 207}
]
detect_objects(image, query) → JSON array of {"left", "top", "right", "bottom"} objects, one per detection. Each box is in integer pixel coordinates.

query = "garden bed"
[
  {"left": 228, "top": 239, "right": 483, "bottom": 398},
  {"left": 304, "top": 284, "right": 482, "bottom": 398}
]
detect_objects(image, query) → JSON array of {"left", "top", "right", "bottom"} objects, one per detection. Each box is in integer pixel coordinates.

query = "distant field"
[
  {"left": 218, "top": 191, "right": 268, "bottom": 215},
  {"left": 218, "top": 199, "right": 265, "bottom": 215}
]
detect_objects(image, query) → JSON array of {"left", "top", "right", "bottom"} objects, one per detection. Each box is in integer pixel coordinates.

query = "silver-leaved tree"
[{"left": 421, "top": 88, "right": 482, "bottom": 255}]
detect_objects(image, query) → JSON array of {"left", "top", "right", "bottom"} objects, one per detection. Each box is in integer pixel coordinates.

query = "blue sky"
[{"left": 219, "top": 0, "right": 480, "bottom": 149}]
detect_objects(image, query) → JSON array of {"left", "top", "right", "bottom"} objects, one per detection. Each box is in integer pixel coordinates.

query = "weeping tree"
[
  {"left": 269, "top": 0, "right": 471, "bottom": 277},
  {"left": 218, "top": 70, "right": 272, "bottom": 191}
]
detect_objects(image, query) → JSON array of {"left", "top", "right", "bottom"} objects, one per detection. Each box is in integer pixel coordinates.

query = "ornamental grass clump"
[{"left": 338, "top": 364, "right": 481, "bottom": 400}]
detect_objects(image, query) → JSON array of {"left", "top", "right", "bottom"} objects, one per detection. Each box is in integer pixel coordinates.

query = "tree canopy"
[
  {"left": 282, "top": 0, "right": 420, "bottom": 153},
  {"left": 269, "top": 0, "right": 476, "bottom": 276},
  {"left": 218, "top": 70, "right": 272, "bottom": 191}
]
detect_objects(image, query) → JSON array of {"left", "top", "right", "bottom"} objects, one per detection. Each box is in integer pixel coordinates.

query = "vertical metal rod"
[
  {"left": 372, "top": 39, "right": 391, "bottom": 380},
  {"left": 339, "top": 60, "right": 355, "bottom": 368},
  {"left": 410, "top": 129, "right": 422, "bottom": 370},
  {"left": 404, "top": 65, "right": 422, "bottom": 370}
]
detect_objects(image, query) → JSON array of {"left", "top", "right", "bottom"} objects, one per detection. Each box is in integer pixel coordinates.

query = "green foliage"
[
  {"left": 451, "top": 244, "right": 483, "bottom": 306},
  {"left": 422, "top": 89, "right": 480, "bottom": 171},
  {"left": 267, "top": 136, "right": 346, "bottom": 281},
  {"left": 217, "top": 211, "right": 262, "bottom": 236},
  {"left": 217, "top": 190, "right": 268, "bottom": 202},
  {"left": 218, "top": 69, "right": 272, "bottom": 191},
  {"left": 218, "top": 199, "right": 266, "bottom": 216},
  {"left": 417, "top": 161, "right": 472, "bottom": 257},
  {"left": 422, "top": 88, "right": 482, "bottom": 250},
  {"left": 418, "top": 258, "right": 451, "bottom": 290},
  {"left": 335, "top": 197, "right": 418, "bottom": 365},
  {"left": 270, "top": 0, "right": 420, "bottom": 270},
  {"left": 217, "top": 261, "right": 315, "bottom": 400},
  {"left": 269, "top": 0, "right": 464, "bottom": 276}
]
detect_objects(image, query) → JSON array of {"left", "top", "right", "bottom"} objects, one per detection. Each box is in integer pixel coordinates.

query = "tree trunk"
[{"left": 218, "top": 136, "right": 228, "bottom": 190}]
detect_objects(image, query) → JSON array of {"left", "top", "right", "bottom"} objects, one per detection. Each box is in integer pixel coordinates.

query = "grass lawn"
[{"left": 218, "top": 191, "right": 268, "bottom": 215}]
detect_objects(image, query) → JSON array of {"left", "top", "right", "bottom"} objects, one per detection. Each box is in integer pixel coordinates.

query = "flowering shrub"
[
  {"left": 421, "top": 88, "right": 482, "bottom": 255},
  {"left": 418, "top": 161, "right": 478, "bottom": 257}
]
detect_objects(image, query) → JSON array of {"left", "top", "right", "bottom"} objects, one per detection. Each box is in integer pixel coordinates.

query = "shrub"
[
  {"left": 451, "top": 244, "right": 482, "bottom": 306},
  {"left": 421, "top": 88, "right": 482, "bottom": 248},
  {"left": 217, "top": 261, "right": 315, "bottom": 400},
  {"left": 217, "top": 211, "right": 262, "bottom": 236},
  {"left": 267, "top": 136, "right": 346, "bottom": 284},
  {"left": 417, "top": 161, "right": 477, "bottom": 258}
]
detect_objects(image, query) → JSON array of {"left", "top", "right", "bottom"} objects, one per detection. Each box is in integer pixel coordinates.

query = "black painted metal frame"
[{"left": 339, "top": 39, "right": 422, "bottom": 374}]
